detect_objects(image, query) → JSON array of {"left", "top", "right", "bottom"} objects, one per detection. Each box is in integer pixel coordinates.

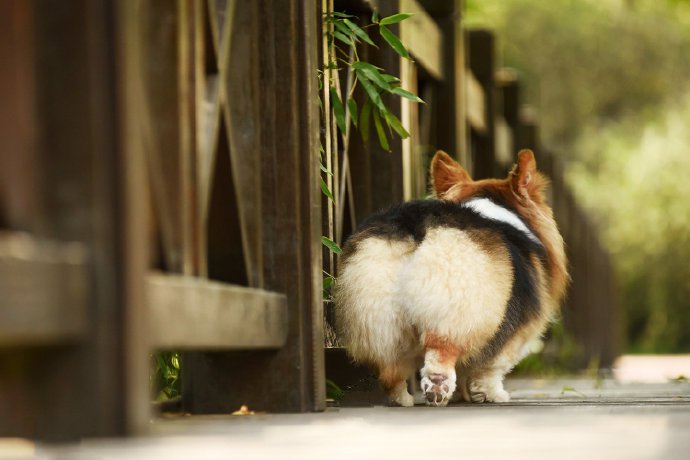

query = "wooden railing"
[{"left": 1, "top": 0, "right": 322, "bottom": 440}]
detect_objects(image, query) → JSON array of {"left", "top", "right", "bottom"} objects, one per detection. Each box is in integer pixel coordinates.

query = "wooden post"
[
  {"left": 421, "top": 0, "right": 468, "bottom": 168},
  {"left": 0, "top": 0, "right": 150, "bottom": 440},
  {"left": 467, "top": 29, "right": 496, "bottom": 179},
  {"left": 181, "top": 0, "right": 324, "bottom": 414}
]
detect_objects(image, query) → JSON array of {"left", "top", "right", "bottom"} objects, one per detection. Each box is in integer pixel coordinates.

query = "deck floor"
[{"left": 20, "top": 377, "right": 690, "bottom": 460}]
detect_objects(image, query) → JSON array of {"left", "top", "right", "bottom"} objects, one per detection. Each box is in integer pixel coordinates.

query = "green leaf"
[
  {"left": 381, "top": 74, "right": 400, "bottom": 83},
  {"left": 323, "top": 274, "right": 333, "bottom": 291},
  {"left": 334, "top": 21, "right": 355, "bottom": 40},
  {"left": 332, "top": 12, "right": 355, "bottom": 18},
  {"left": 334, "top": 31, "right": 353, "bottom": 46},
  {"left": 373, "top": 108, "right": 390, "bottom": 151},
  {"left": 321, "top": 236, "right": 342, "bottom": 254},
  {"left": 320, "top": 177, "right": 334, "bottom": 201},
  {"left": 326, "top": 379, "right": 345, "bottom": 400},
  {"left": 372, "top": 10, "right": 379, "bottom": 24},
  {"left": 383, "top": 110, "right": 410, "bottom": 139},
  {"left": 360, "top": 99, "right": 372, "bottom": 142},
  {"left": 379, "top": 13, "right": 414, "bottom": 25},
  {"left": 352, "top": 61, "right": 391, "bottom": 91},
  {"left": 170, "top": 353, "right": 180, "bottom": 370},
  {"left": 379, "top": 25, "right": 410, "bottom": 59},
  {"left": 320, "top": 162, "right": 333, "bottom": 176},
  {"left": 343, "top": 19, "right": 376, "bottom": 46},
  {"left": 347, "top": 97, "right": 358, "bottom": 128},
  {"left": 330, "top": 86, "right": 347, "bottom": 134},
  {"left": 392, "top": 87, "right": 424, "bottom": 103},
  {"left": 357, "top": 75, "right": 385, "bottom": 112},
  {"left": 323, "top": 274, "right": 334, "bottom": 298}
]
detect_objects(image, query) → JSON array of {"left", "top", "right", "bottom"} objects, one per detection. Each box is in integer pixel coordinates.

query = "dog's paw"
[
  {"left": 421, "top": 373, "right": 456, "bottom": 407},
  {"left": 390, "top": 391, "right": 415, "bottom": 407},
  {"left": 490, "top": 388, "right": 510, "bottom": 403},
  {"left": 468, "top": 380, "right": 510, "bottom": 403}
]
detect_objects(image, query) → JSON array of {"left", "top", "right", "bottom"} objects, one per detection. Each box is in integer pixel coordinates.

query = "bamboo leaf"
[
  {"left": 379, "top": 25, "right": 410, "bottom": 59},
  {"left": 320, "top": 163, "right": 333, "bottom": 176},
  {"left": 372, "top": 10, "right": 379, "bottom": 24},
  {"left": 352, "top": 61, "right": 391, "bottom": 91},
  {"left": 343, "top": 19, "right": 376, "bottom": 46},
  {"left": 332, "top": 12, "right": 355, "bottom": 18},
  {"left": 357, "top": 76, "right": 385, "bottom": 112},
  {"left": 334, "top": 30, "right": 353, "bottom": 45},
  {"left": 323, "top": 274, "right": 334, "bottom": 297},
  {"left": 360, "top": 99, "right": 372, "bottom": 142},
  {"left": 379, "top": 13, "right": 414, "bottom": 25},
  {"left": 320, "top": 177, "right": 334, "bottom": 201},
  {"left": 334, "top": 21, "right": 355, "bottom": 40},
  {"left": 347, "top": 97, "right": 358, "bottom": 128},
  {"left": 392, "top": 87, "right": 424, "bottom": 103},
  {"left": 383, "top": 110, "right": 410, "bottom": 139},
  {"left": 330, "top": 86, "right": 347, "bottom": 134},
  {"left": 373, "top": 108, "right": 390, "bottom": 151},
  {"left": 382, "top": 74, "right": 400, "bottom": 83},
  {"left": 321, "top": 236, "right": 343, "bottom": 254}
]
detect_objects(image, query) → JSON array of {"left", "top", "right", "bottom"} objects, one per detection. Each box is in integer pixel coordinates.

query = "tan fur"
[{"left": 335, "top": 149, "right": 569, "bottom": 406}]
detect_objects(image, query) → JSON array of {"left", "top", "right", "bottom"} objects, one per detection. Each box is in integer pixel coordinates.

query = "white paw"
[
  {"left": 468, "top": 380, "right": 510, "bottom": 403},
  {"left": 491, "top": 388, "right": 510, "bottom": 403},
  {"left": 392, "top": 391, "right": 415, "bottom": 407},
  {"left": 421, "top": 374, "right": 456, "bottom": 407}
]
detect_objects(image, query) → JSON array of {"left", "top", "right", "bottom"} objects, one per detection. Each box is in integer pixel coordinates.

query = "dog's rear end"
[{"left": 335, "top": 150, "right": 568, "bottom": 406}]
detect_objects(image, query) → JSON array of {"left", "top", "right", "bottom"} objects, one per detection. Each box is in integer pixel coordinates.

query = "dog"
[{"left": 334, "top": 149, "right": 568, "bottom": 406}]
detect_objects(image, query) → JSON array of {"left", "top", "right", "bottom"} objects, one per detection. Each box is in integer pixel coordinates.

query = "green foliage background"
[{"left": 466, "top": 0, "right": 690, "bottom": 353}]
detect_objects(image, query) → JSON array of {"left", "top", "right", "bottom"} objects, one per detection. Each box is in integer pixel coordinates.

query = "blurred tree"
[{"left": 467, "top": 0, "right": 690, "bottom": 353}]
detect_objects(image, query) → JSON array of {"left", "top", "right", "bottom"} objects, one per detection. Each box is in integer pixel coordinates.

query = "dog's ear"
[
  {"left": 431, "top": 150, "right": 471, "bottom": 199},
  {"left": 510, "top": 149, "right": 545, "bottom": 200}
]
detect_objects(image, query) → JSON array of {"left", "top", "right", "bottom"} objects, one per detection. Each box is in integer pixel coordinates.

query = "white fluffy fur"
[
  {"left": 335, "top": 237, "right": 419, "bottom": 366},
  {"left": 397, "top": 228, "right": 512, "bottom": 352},
  {"left": 462, "top": 197, "right": 540, "bottom": 244}
]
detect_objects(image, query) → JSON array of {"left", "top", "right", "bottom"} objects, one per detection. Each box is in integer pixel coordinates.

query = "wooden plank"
[
  {"left": 467, "top": 28, "right": 496, "bottom": 179},
  {"left": 400, "top": 0, "right": 443, "bottom": 80},
  {"left": 426, "top": 0, "right": 469, "bottom": 169},
  {"left": 118, "top": 0, "right": 155, "bottom": 435},
  {"left": 0, "top": 1, "right": 43, "bottom": 234},
  {"left": 0, "top": 233, "right": 88, "bottom": 345},
  {"left": 148, "top": 273, "right": 288, "bottom": 349},
  {"left": 219, "top": 0, "right": 264, "bottom": 288},
  {"left": 466, "top": 70, "right": 486, "bottom": 133},
  {"left": 494, "top": 115, "right": 513, "bottom": 169}
]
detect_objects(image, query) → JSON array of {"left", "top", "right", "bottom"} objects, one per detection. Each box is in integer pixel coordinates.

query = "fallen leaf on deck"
[{"left": 231, "top": 405, "right": 255, "bottom": 415}]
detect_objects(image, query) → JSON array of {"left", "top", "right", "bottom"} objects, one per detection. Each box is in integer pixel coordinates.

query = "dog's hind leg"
[
  {"left": 379, "top": 359, "right": 416, "bottom": 407},
  {"left": 419, "top": 332, "right": 462, "bottom": 407}
]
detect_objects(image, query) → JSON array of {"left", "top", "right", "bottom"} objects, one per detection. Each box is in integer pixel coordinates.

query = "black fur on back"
[{"left": 342, "top": 198, "right": 547, "bottom": 365}]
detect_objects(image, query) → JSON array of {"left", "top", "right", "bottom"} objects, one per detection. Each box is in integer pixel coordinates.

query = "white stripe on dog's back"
[{"left": 462, "top": 197, "right": 540, "bottom": 244}]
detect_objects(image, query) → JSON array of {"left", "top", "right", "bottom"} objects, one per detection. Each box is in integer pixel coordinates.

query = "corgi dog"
[{"left": 334, "top": 149, "right": 568, "bottom": 406}]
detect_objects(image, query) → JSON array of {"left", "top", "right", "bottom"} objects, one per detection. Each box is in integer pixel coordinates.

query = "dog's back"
[{"left": 334, "top": 150, "right": 568, "bottom": 406}]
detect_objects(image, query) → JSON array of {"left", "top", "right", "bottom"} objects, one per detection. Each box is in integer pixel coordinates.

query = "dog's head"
[{"left": 430, "top": 149, "right": 549, "bottom": 209}]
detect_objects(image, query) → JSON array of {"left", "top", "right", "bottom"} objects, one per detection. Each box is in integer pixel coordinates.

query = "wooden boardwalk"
[{"left": 3, "top": 378, "right": 686, "bottom": 460}]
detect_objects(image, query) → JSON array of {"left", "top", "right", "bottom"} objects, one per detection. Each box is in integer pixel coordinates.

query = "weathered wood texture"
[
  {"left": 148, "top": 274, "right": 288, "bottom": 350},
  {"left": 467, "top": 28, "right": 497, "bottom": 179},
  {"left": 0, "top": 0, "right": 325, "bottom": 440},
  {"left": 181, "top": 0, "right": 325, "bottom": 414},
  {"left": 0, "top": 233, "right": 88, "bottom": 345},
  {"left": 0, "top": 0, "right": 149, "bottom": 440}
]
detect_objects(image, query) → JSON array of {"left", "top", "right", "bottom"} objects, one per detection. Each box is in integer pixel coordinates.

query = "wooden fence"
[{"left": 0, "top": 0, "right": 619, "bottom": 441}]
